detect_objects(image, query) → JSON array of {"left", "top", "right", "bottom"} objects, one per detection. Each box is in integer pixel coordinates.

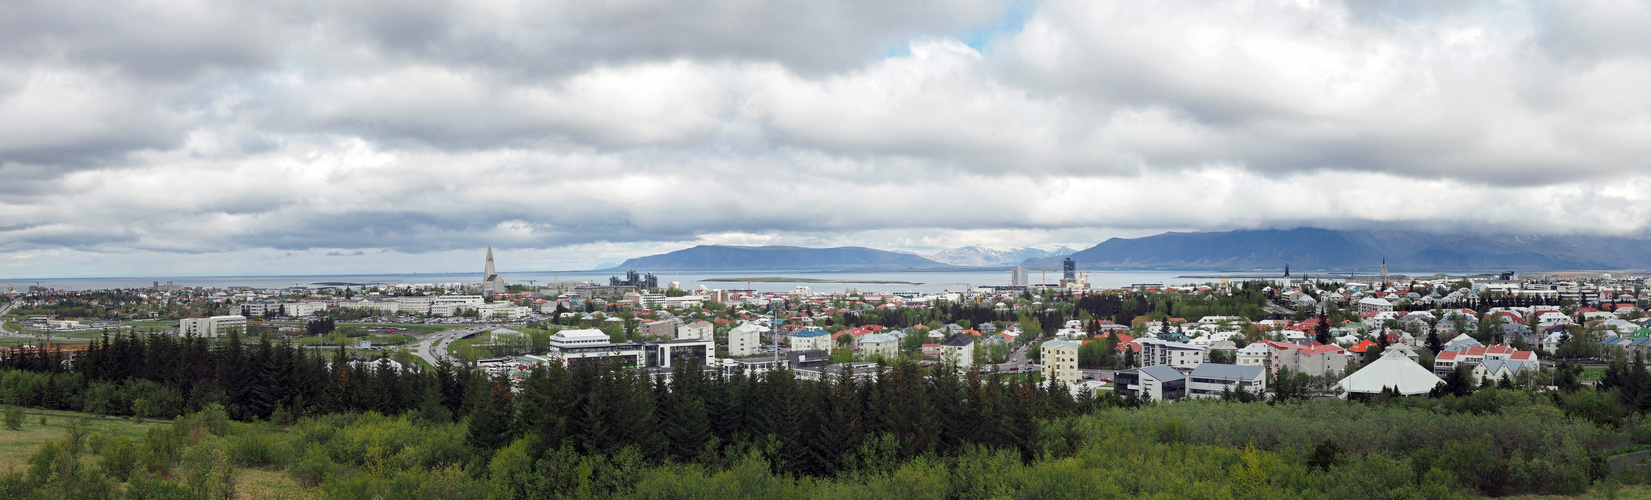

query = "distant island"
[{"left": 703, "top": 277, "right": 921, "bottom": 285}]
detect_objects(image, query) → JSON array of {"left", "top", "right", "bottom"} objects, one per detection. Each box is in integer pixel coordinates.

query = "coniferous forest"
[{"left": 4, "top": 330, "right": 1651, "bottom": 498}]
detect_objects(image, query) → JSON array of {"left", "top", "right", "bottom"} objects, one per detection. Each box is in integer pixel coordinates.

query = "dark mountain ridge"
[
  {"left": 608, "top": 245, "right": 952, "bottom": 271},
  {"left": 1022, "top": 228, "right": 1651, "bottom": 271}
]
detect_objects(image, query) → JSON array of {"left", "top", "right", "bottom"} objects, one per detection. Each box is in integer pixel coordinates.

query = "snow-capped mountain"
[{"left": 926, "top": 246, "right": 1077, "bottom": 267}]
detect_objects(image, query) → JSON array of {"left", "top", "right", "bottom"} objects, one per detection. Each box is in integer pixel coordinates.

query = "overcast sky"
[{"left": 3, "top": 0, "right": 1651, "bottom": 277}]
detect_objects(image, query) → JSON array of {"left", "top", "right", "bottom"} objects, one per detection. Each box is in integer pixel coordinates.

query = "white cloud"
[{"left": 3, "top": 0, "right": 1651, "bottom": 276}]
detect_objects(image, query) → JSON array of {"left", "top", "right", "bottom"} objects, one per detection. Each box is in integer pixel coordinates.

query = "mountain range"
[
  {"left": 605, "top": 245, "right": 950, "bottom": 271},
  {"left": 1021, "top": 228, "right": 1651, "bottom": 271},
  {"left": 924, "top": 246, "right": 1077, "bottom": 267},
  {"left": 604, "top": 229, "right": 1651, "bottom": 272}
]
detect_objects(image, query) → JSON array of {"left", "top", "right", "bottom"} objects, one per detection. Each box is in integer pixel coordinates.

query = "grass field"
[
  {"left": 1583, "top": 368, "right": 1608, "bottom": 381},
  {"left": 0, "top": 409, "right": 151, "bottom": 470},
  {"left": 0, "top": 409, "right": 315, "bottom": 499},
  {"left": 1508, "top": 483, "right": 1651, "bottom": 499}
]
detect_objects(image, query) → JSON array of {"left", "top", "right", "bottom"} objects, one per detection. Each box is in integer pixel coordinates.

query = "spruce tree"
[{"left": 466, "top": 375, "right": 515, "bottom": 451}]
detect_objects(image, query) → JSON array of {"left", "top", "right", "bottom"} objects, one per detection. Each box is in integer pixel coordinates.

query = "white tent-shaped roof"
[{"left": 1338, "top": 349, "right": 1443, "bottom": 397}]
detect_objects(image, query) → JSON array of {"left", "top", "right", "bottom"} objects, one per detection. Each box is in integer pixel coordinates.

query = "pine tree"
[{"left": 466, "top": 375, "right": 515, "bottom": 451}]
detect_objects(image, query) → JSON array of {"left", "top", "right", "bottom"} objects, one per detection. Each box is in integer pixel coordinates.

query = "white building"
[
  {"left": 1338, "top": 349, "right": 1444, "bottom": 398},
  {"left": 549, "top": 329, "right": 612, "bottom": 349},
  {"left": 679, "top": 320, "right": 713, "bottom": 340},
  {"left": 1138, "top": 338, "right": 1208, "bottom": 368},
  {"left": 1235, "top": 343, "right": 1270, "bottom": 368},
  {"left": 1358, "top": 297, "right": 1394, "bottom": 313},
  {"left": 729, "top": 323, "right": 768, "bottom": 357},
  {"left": 859, "top": 333, "right": 902, "bottom": 360},
  {"left": 430, "top": 295, "right": 485, "bottom": 316},
  {"left": 282, "top": 302, "right": 328, "bottom": 317},
  {"left": 789, "top": 328, "right": 833, "bottom": 351},
  {"left": 180, "top": 315, "right": 248, "bottom": 338},
  {"left": 1186, "top": 363, "right": 1267, "bottom": 399},
  {"left": 1012, "top": 266, "right": 1030, "bottom": 287},
  {"left": 939, "top": 333, "right": 976, "bottom": 370}
]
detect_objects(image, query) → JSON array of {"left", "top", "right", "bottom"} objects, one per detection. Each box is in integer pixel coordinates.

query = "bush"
[
  {"left": 98, "top": 434, "right": 140, "bottom": 482},
  {"left": 2, "top": 405, "right": 22, "bottom": 430},
  {"left": 291, "top": 446, "right": 339, "bottom": 488},
  {"left": 226, "top": 432, "right": 282, "bottom": 468}
]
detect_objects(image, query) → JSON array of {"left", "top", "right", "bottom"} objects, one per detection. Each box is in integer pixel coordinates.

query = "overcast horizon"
[{"left": 5, "top": 1, "right": 1651, "bottom": 278}]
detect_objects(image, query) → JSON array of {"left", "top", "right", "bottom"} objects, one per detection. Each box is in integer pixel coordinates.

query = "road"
[
  {"left": 983, "top": 343, "right": 1037, "bottom": 375},
  {"left": 0, "top": 299, "right": 14, "bottom": 335},
  {"left": 1263, "top": 299, "right": 1296, "bottom": 316},
  {"left": 413, "top": 324, "right": 513, "bottom": 367}
]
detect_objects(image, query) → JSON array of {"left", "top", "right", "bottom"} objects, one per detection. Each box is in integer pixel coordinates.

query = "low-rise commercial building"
[
  {"left": 180, "top": 315, "right": 247, "bottom": 338},
  {"left": 1187, "top": 363, "right": 1267, "bottom": 399}
]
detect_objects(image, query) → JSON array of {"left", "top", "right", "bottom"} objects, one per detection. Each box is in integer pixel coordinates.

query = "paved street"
[
  {"left": 413, "top": 323, "right": 514, "bottom": 367},
  {"left": 0, "top": 299, "right": 15, "bottom": 335}
]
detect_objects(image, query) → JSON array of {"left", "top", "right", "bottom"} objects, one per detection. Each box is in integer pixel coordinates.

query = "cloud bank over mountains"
[{"left": 4, "top": 0, "right": 1651, "bottom": 276}]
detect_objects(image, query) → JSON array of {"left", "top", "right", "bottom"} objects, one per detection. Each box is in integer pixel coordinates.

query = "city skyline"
[{"left": 5, "top": 1, "right": 1651, "bottom": 277}]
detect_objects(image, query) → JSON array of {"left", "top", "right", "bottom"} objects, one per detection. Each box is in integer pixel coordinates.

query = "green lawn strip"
[{"left": 0, "top": 408, "right": 153, "bottom": 470}]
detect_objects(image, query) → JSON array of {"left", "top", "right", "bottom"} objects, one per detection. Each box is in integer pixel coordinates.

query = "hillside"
[
  {"left": 925, "top": 246, "right": 1075, "bottom": 267},
  {"left": 1022, "top": 228, "right": 1651, "bottom": 271},
  {"left": 608, "top": 245, "right": 952, "bottom": 271}
]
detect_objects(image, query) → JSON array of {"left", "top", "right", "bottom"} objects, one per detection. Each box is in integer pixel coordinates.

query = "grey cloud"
[{"left": 7, "top": 0, "right": 1651, "bottom": 277}]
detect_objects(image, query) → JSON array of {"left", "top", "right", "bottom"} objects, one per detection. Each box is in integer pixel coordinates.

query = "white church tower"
[{"left": 482, "top": 246, "right": 508, "bottom": 294}]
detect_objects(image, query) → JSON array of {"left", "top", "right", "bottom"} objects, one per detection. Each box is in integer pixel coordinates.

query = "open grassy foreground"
[
  {"left": 0, "top": 410, "right": 150, "bottom": 470},
  {"left": 0, "top": 408, "right": 312, "bottom": 499}
]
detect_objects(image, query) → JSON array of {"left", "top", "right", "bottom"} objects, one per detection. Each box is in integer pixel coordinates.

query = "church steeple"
[
  {"left": 1380, "top": 258, "right": 1388, "bottom": 288},
  {"left": 485, "top": 245, "right": 496, "bottom": 277}
]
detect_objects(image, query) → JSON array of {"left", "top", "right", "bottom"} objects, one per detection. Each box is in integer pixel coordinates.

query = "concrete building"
[
  {"left": 678, "top": 320, "right": 713, "bottom": 340},
  {"left": 939, "top": 333, "right": 976, "bottom": 370},
  {"left": 1236, "top": 342, "right": 1270, "bottom": 368},
  {"left": 1012, "top": 266, "right": 1030, "bottom": 287},
  {"left": 481, "top": 246, "right": 507, "bottom": 295},
  {"left": 729, "top": 323, "right": 767, "bottom": 357},
  {"left": 392, "top": 296, "right": 435, "bottom": 315},
  {"left": 1186, "top": 363, "right": 1267, "bottom": 399},
  {"left": 858, "top": 333, "right": 901, "bottom": 360},
  {"left": 549, "top": 331, "right": 714, "bottom": 370},
  {"left": 429, "top": 295, "right": 485, "bottom": 317},
  {"left": 1358, "top": 297, "right": 1394, "bottom": 313},
  {"left": 789, "top": 328, "right": 832, "bottom": 351},
  {"left": 1041, "top": 339, "right": 1082, "bottom": 385},
  {"left": 1138, "top": 338, "right": 1208, "bottom": 368},
  {"left": 180, "top": 315, "right": 247, "bottom": 338},
  {"left": 239, "top": 301, "right": 281, "bottom": 318},
  {"left": 640, "top": 319, "right": 677, "bottom": 339},
  {"left": 282, "top": 302, "right": 328, "bottom": 317},
  {"left": 1115, "top": 365, "right": 1186, "bottom": 401},
  {"left": 549, "top": 329, "right": 612, "bottom": 349},
  {"left": 1253, "top": 340, "right": 1352, "bottom": 377}
]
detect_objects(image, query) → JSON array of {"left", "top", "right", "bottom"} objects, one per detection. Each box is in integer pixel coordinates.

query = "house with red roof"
[
  {"left": 1248, "top": 339, "right": 1352, "bottom": 377},
  {"left": 1433, "top": 344, "right": 1537, "bottom": 376}
]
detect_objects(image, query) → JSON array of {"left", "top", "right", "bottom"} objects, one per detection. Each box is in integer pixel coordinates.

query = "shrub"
[
  {"left": 2, "top": 405, "right": 22, "bottom": 430},
  {"left": 98, "top": 434, "right": 140, "bottom": 482}
]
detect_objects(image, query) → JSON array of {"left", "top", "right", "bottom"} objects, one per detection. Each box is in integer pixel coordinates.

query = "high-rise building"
[
  {"left": 1011, "top": 266, "right": 1030, "bottom": 287},
  {"left": 482, "top": 246, "right": 508, "bottom": 294},
  {"left": 1062, "top": 258, "right": 1077, "bottom": 281}
]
